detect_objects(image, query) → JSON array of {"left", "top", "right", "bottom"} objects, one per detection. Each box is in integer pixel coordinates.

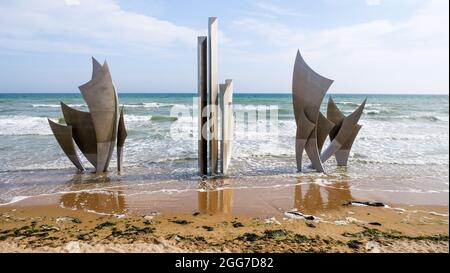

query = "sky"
[{"left": 0, "top": 0, "right": 448, "bottom": 94}]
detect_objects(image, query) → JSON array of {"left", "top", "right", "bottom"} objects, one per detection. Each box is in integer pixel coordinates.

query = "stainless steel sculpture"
[
  {"left": 320, "top": 97, "right": 366, "bottom": 166},
  {"left": 220, "top": 79, "right": 234, "bottom": 175},
  {"left": 209, "top": 17, "right": 219, "bottom": 175},
  {"left": 117, "top": 107, "right": 127, "bottom": 172},
  {"left": 198, "top": 36, "right": 208, "bottom": 176},
  {"left": 198, "top": 17, "right": 234, "bottom": 176},
  {"left": 60, "top": 102, "right": 97, "bottom": 167},
  {"left": 292, "top": 50, "right": 333, "bottom": 172},
  {"left": 48, "top": 119, "right": 85, "bottom": 171},
  {"left": 48, "top": 58, "right": 126, "bottom": 173},
  {"left": 317, "top": 112, "right": 335, "bottom": 154},
  {"left": 292, "top": 50, "right": 366, "bottom": 172},
  {"left": 79, "top": 60, "right": 119, "bottom": 173}
]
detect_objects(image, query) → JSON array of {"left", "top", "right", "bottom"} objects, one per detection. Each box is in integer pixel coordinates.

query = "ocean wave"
[
  {"left": 125, "top": 115, "right": 152, "bottom": 123},
  {"left": 121, "top": 102, "right": 183, "bottom": 108},
  {"left": 363, "top": 111, "right": 446, "bottom": 122},
  {"left": 366, "top": 103, "right": 383, "bottom": 107},
  {"left": 151, "top": 115, "right": 179, "bottom": 122},
  {"left": 233, "top": 104, "right": 276, "bottom": 111},
  {"left": 148, "top": 156, "right": 197, "bottom": 163},
  {"left": 353, "top": 158, "right": 448, "bottom": 166},
  {"left": 0, "top": 195, "right": 31, "bottom": 206},
  {"left": 32, "top": 104, "right": 86, "bottom": 108},
  {"left": 335, "top": 101, "right": 360, "bottom": 107},
  {"left": 412, "top": 115, "right": 443, "bottom": 122},
  {"left": 365, "top": 109, "right": 391, "bottom": 115},
  {"left": 31, "top": 102, "right": 183, "bottom": 109},
  {"left": 394, "top": 115, "right": 445, "bottom": 122},
  {"left": 0, "top": 115, "right": 52, "bottom": 135},
  {"left": 144, "top": 102, "right": 179, "bottom": 108},
  {"left": 124, "top": 114, "right": 182, "bottom": 124}
]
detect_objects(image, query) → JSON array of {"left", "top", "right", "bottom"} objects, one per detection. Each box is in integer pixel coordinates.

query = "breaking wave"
[
  {"left": 0, "top": 115, "right": 52, "bottom": 135},
  {"left": 122, "top": 102, "right": 182, "bottom": 108},
  {"left": 150, "top": 116, "right": 178, "bottom": 122}
]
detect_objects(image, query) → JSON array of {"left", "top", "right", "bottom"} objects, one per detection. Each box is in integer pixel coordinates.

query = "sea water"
[{"left": 0, "top": 93, "right": 448, "bottom": 205}]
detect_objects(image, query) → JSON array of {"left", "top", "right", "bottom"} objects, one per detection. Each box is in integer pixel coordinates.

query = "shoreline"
[{"left": 0, "top": 184, "right": 448, "bottom": 253}]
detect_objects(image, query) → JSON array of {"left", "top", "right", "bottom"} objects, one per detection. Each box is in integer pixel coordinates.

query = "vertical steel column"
[
  {"left": 220, "top": 80, "right": 233, "bottom": 175},
  {"left": 208, "top": 17, "right": 219, "bottom": 175},
  {"left": 198, "top": 36, "right": 208, "bottom": 175}
]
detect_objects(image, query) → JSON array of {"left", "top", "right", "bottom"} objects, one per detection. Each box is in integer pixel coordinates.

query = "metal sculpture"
[
  {"left": 198, "top": 36, "right": 208, "bottom": 175},
  {"left": 320, "top": 97, "right": 366, "bottom": 166},
  {"left": 198, "top": 17, "right": 234, "bottom": 176},
  {"left": 220, "top": 79, "right": 234, "bottom": 175},
  {"left": 316, "top": 112, "right": 335, "bottom": 154},
  {"left": 117, "top": 107, "right": 127, "bottom": 172},
  {"left": 292, "top": 50, "right": 333, "bottom": 172},
  {"left": 292, "top": 50, "right": 366, "bottom": 172},
  {"left": 79, "top": 60, "right": 118, "bottom": 172},
  {"left": 48, "top": 58, "right": 126, "bottom": 173},
  {"left": 48, "top": 119, "right": 85, "bottom": 171},
  {"left": 209, "top": 17, "right": 219, "bottom": 175},
  {"left": 60, "top": 102, "right": 97, "bottom": 167}
]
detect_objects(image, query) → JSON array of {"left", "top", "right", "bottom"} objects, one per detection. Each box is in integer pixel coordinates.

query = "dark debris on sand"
[
  {"left": 344, "top": 201, "right": 387, "bottom": 207},
  {"left": 170, "top": 219, "right": 192, "bottom": 225}
]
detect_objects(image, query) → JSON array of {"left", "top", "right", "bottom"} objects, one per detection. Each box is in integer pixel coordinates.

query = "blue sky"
[{"left": 0, "top": 0, "right": 448, "bottom": 94}]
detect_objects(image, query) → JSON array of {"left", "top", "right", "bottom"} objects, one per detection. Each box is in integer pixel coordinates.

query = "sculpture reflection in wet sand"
[
  {"left": 198, "top": 17, "right": 234, "bottom": 176},
  {"left": 48, "top": 58, "right": 126, "bottom": 173},
  {"left": 292, "top": 50, "right": 366, "bottom": 172}
]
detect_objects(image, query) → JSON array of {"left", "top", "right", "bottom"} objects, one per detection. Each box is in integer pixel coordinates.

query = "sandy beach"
[{"left": 0, "top": 176, "right": 448, "bottom": 253}]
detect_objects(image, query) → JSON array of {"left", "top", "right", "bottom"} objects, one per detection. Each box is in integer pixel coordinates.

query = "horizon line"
[{"left": 0, "top": 91, "right": 448, "bottom": 96}]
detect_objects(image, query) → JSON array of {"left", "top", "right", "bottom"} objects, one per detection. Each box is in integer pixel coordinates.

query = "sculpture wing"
[
  {"left": 320, "top": 98, "right": 367, "bottom": 164},
  {"left": 334, "top": 98, "right": 366, "bottom": 145},
  {"left": 292, "top": 50, "right": 333, "bottom": 172},
  {"left": 316, "top": 112, "right": 334, "bottom": 153},
  {"left": 220, "top": 79, "right": 233, "bottom": 175},
  {"left": 92, "top": 57, "right": 103, "bottom": 79},
  {"left": 60, "top": 102, "right": 97, "bottom": 167},
  {"left": 117, "top": 107, "right": 127, "bottom": 148},
  {"left": 335, "top": 124, "right": 362, "bottom": 166},
  {"left": 295, "top": 110, "right": 315, "bottom": 171},
  {"left": 116, "top": 107, "right": 127, "bottom": 172},
  {"left": 48, "top": 119, "right": 85, "bottom": 171},
  {"left": 327, "top": 97, "right": 345, "bottom": 140},
  {"left": 79, "top": 60, "right": 119, "bottom": 173},
  {"left": 292, "top": 50, "right": 333, "bottom": 123}
]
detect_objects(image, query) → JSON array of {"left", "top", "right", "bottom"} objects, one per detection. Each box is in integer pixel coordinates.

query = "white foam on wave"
[
  {"left": 32, "top": 104, "right": 86, "bottom": 108},
  {"left": 394, "top": 114, "right": 444, "bottom": 122},
  {"left": 143, "top": 102, "right": 177, "bottom": 108},
  {"left": 0, "top": 195, "right": 30, "bottom": 206},
  {"left": 31, "top": 102, "right": 185, "bottom": 109},
  {"left": 125, "top": 115, "right": 152, "bottom": 123},
  {"left": 121, "top": 102, "right": 184, "bottom": 108},
  {"left": 335, "top": 101, "right": 360, "bottom": 107},
  {"left": 0, "top": 115, "right": 52, "bottom": 135},
  {"left": 10, "top": 196, "right": 30, "bottom": 203}
]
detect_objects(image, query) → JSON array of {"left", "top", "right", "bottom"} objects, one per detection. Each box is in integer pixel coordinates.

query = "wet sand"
[{"left": 0, "top": 177, "right": 448, "bottom": 253}]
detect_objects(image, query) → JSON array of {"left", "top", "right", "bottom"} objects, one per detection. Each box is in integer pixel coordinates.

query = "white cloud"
[
  {"left": 0, "top": 0, "right": 202, "bottom": 54},
  {"left": 65, "top": 0, "right": 80, "bottom": 6},
  {"left": 0, "top": 0, "right": 447, "bottom": 93},
  {"left": 365, "top": 0, "right": 382, "bottom": 6},
  {"left": 254, "top": 2, "right": 304, "bottom": 17},
  {"left": 230, "top": 0, "right": 449, "bottom": 93}
]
